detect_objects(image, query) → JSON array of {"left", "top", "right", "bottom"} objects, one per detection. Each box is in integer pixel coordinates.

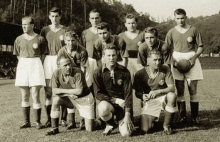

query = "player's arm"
[
  {"left": 92, "top": 40, "right": 102, "bottom": 67},
  {"left": 93, "top": 70, "right": 116, "bottom": 103},
  {"left": 13, "top": 38, "right": 20, "bottom": 60},
  {"left": 148, "top": 69, "right": 175, "bottom": 99},
  {"left": 189, "top": 47, "right": 203, "bottom": 67},
  {"left": 137, "top": 43, "right": 147, "bottom": 66},
  {"left": 123, "top": 70, "right": 133, "bottom": 112},
  {"left": 118, "top": 37, "right": 128, "bottom": 68}
]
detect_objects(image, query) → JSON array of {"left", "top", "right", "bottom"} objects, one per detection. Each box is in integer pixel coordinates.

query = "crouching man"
[
  {"left": 46, "top": 55, "right": 95, "bottom": 135},
  {"left": 133, "top": 50, "right": 177, "bottom": 135},
  {"left": 93, "top": 44, "right": 134, "bottom": 136}
]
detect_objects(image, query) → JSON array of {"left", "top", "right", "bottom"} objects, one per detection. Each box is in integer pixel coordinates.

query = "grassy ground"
[{"left": 1, "top": 70, "right": 220, "bottom": 142}]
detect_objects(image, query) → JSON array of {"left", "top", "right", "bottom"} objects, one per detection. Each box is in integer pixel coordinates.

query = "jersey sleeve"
[
  {"left": 13, "top": 37, "right": 20, "bottom": 56},
  {"left": 123, "top": 69, "right": 133, "bottom": 112},
  {"left": 165, "top": 68, "right": 175, "bottom": 86},
  {"left": 92, "top": 39, "right": 102, "bottom": 60},
  {"left": 195, "top": 28, "right": 203, "bottom": 47},
  {"left": 137, "top": 43, "right": 147, "bottom": 66},
  {"left": 50, "top": 71, "right": 60, "bottom": 88}
]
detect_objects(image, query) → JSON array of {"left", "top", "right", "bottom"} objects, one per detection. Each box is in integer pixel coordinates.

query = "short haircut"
[
  {"left": 124, "top": 13, "right": 138, "bottom": 23},
  {"left": 64, "top": 31, "right": 80, "bottom": 41},
  {"left": 49, "top": 7, "right": 61, "bottom": 15},
  {"left": 102, "top": 44, "right": 119, "bottom": 55},
  {"left": 56, "top": 54, "right": 69, "bottom": 66},
  {"left": 97, "top": 22, "right": 110, "bottom": 31},
  {"left": 174, "top": 8, "right": 186, "bottom": 16},
  {"left": 147, "top": 50, "right": 162, "bottom": 58},
  {"left": 89, "top": 9, "right": 100, "bottom": 16},
  {"left": 144, "top": 27, "right": 158, "bottom": 37},
  {"left": 22, "top": 16, "right": 34, "bottom": 24}
]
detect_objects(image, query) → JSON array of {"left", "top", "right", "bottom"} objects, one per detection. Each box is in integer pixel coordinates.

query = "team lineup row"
[{"left": 13, "top": 7, "right": 203, "bottom": 137}]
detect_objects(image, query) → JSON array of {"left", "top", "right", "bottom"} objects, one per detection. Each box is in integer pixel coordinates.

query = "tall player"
[
  {"left": 118, "top": 14, "right": 145, "bottom": 77},
  {"left": 93, "top": 22, "right": 128, "bottom": 67},
  {"left": 57, "top": 31, "right": 90, "bottom": 130},
  {"left": 133, "top": 50, "right": 177, "bottom": 135},
  {"left": 13, "top": 16, "right": 47, "bottom": 129},
  {"left": 138, "top": 27, "right": 172, "bottom": 67},
  {"left": 81, "top": 9, "right": 101, "bottom": 58},
  {"left": 40, "top": 7, "right": 69, "bottom": 128},
  {"left": 165, "top": 8, "right": 203, "bottom": 125}
]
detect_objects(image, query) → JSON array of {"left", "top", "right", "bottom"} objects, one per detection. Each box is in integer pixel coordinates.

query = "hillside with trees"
[{"left": 0, "top": 0, "right": 219, "bottom": 53}]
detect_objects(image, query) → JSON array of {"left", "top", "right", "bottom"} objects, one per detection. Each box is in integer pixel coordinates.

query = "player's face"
[
  {"left": 89, "top": 12, "right": 101, "bottom": 26},
  {"left": 64, "top": 36, "right": 77, "bottom": 48},
  {"left": 145, "top": 33, "right": 157, "bottom": 47},
  {"left": 22, "top": 19, "right": 34, "bottom": 34},
  {"left": 147, "top": 54, "right": 162, "bottom": 70},
  {"left": 103, "top": 49, "right": 117, "bottom": 66},
  {"left": 49, "top": 12, "right": 61, "bottom": 25},
  {"left": 175, "top": 14, "right": 187, "bottom": 27},
  {"left": 98, "top": 28, "right": 110, "bottom": 42},
  {"left": 59, "top": 58, "right": 72, "bottom": 75},
  {"left": 125, "top": 18, "right": 137, "bottom": 32}
]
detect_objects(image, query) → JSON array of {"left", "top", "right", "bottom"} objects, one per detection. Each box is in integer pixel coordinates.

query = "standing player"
[
  {"left": 133, "top": 50, "right": 177, "bottom": 135},
  {"left": 81, "top": 9, "right": 101, "bottom": 58},
  {"left": 138, "top": 27, "right": 172, "bottom": 67},
  {"left": 45, "top": 55, "right": 95, "bottom": 135},
  {"left": 118, "top": 14, "right": 145, "bottom": 77},
  {"left": 57, "top": 31, "right": 90, "bottom": 129},
  {"left": 93, "top": 44, "right": 134, "bottom": 136},
  {"left": 93, "top": 22, "right": 128, "bottom": 67},
  {"left": 165, "top": 8, "right": 203, "bottom": 125},
  {"left": 40, "top": 7, "right": 69, "bottom": 128},
  {"left": 13, "top": 16, "right": 47, "bottom": 129}
]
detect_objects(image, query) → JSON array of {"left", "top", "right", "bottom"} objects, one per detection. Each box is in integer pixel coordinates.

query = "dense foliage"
[{"left": 0, "top": 0, "right": 219, "bottom": 53}]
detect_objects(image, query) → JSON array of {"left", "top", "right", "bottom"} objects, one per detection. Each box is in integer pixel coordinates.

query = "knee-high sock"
[
  {"left": 51, "top": 111, "right": 60, "bottom": 128},
  {"left": 177, "top": 101, "right": 186, "bottom": 118},
  {"left": 45, "top": 105, "right": 52, "bottom": 121},
  {"left": 190, "top": 102, "right": 199, "bottom": 119},
  {"left": 22, "top": 107, "right": 30, "bottom": 123},
  {"left": 61, "top": 106, "right": 67, "bottom": 121}
]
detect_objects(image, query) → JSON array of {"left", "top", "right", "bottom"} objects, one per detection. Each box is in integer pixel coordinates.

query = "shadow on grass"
[{"left": 131, "top": 109, "right": 220, "bottom": 135}]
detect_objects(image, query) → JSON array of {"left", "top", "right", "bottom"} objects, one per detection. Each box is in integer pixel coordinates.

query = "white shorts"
[
  {"left": 83, "top": 58, "right": 97, "bottom": 87},
  {"left": 15, "top": 57, "right": 46, "bottom": 87},
  {"left": 69, "top": 93, "right": 95, "bottom": 119},
  {"left": 127, "top": 58, "right": 143, "bottom": 81},
  {"left": 44, "top": 55, "right": 58, "bottom": 79},
  {"left": 172, "top": 51, "right": 203, "bottom": 80},
  {"left": 141, "top": 95, "right": 166, "bottom": 118}
]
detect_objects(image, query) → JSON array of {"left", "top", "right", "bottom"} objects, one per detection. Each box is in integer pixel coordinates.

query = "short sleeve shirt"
[
  {"left": 133, "top": 65, "right": 174, "bottom": 94},
  {"left": 13, "top": 34, "right": 47, "bottom": 57},
  {"left": 165, "top": 26, "right": 203, "bottom": 52}
]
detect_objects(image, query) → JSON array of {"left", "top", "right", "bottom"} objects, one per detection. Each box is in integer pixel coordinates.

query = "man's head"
[
  {"left": 102, "top": 44, "right": 119, "bottom": 66},
  {"left": 22, "top": 16, "right": 34, "bottom": 34},
  {"left": 64, "top": 31, "right": 79, "bottom": 48},
  {"left": 49, "top": 7, "right": 61, "bottom": 25},
  {"left": 174, "top": 8, "right": 187, "bottom": 27},
  {"left": 144, "top": 27, "right": 158, "bottom": 47},
  {"left": 89, "top": 9, "right": 101, "bottom": 27},
  {"left": 147, "top": 50, "right": 163, "bottom": 69},
  {"left": 57, "top": 55, "right": 72, "bottom": 75},
  {"left": 124, "top": 14, "right": 137, "bottom": 32},
  {"left": 97, "top": 22, "right": 111, "bottom": 42}
]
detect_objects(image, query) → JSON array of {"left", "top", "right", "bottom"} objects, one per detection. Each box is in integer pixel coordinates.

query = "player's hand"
[
  {"left": 143, "top": 94, "right": 150, "bottom": 101},
  {"left": 115, "top": 98, "right": 125, "bottom": 108},
  {"left": 189, "top": 57, "right": 196, "bottom": 68},
  {"left": 69, "top": 94, "right": 78, "bottom": 99},
  {"left": 148, "top": 90, "right": 160, "bottom": 99}
]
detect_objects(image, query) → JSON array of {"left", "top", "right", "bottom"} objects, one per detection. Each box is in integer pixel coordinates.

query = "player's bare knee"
[
  {"left": 98, "top": 101, "right": 110, "bottom": 116},
  {"left": 52, "top": 96, "right": 61, "bottom": 105},
  {"left": 167, "top": 92, "right": 177, "bottom": 103}
]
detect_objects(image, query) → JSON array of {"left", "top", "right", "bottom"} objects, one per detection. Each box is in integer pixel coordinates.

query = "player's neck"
[
  {"left": 106, "top": 64, "right": 116, "bottom": 71},
  {"left": 127, "top": 30, "right": 138, "bottom": 34},
  {"left": 146, "top": 66, "right": 159, "bottom": 79},
  {"left": 51, "top": 23, "right": 61, "bottom": 28},
  {"left": 177, "top": 24, "right": 189, "bottom": 29},
  {"left": 90, "top": 26, "right": 98, "bottom": 34}
]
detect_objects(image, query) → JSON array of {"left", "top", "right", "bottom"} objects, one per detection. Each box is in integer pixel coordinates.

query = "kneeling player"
[
  {"left": 133, "top": 50, "right": 177, "bottom": 135},
  {"left": 93, "top": 44, "right": 134, "bottom": 137},
  {"left": 46, "top": 55, "right": 95, "bottom": 135}
]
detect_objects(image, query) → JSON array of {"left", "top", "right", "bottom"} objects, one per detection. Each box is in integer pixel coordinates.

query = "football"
[{"left": 175, "top": 59, "right": 192, "bottom": 73}]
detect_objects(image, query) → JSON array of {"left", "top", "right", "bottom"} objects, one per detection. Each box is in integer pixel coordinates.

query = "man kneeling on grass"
[
  {"left": 46, "top": 55, "right": 95, "bottom": 135},
  {"left": 133, "top": 50, "right": 177, "bottom": 135}
]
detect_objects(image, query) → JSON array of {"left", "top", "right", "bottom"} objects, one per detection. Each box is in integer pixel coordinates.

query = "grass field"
[{"left": 1, "top": 70, "right": 220, "bottom": 142}]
